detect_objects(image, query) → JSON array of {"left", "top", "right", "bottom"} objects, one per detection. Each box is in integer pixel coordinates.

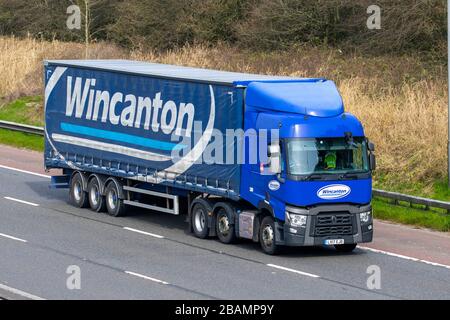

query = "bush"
[
  {"left": 0, "top": 0, "right": 445, "bottom": 57},
  {"left": 236, "top": 0, "right": 446, "bottom": 57}
]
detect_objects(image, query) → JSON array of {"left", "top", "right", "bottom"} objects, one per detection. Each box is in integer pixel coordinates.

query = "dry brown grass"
[
  {"left": 341, "top": 79, "right": 447, "bottom": 193},
  {"left": 0, "top": 37, "right": 447, "bottom": 193},
  {"left": 0, "top": 36, "right": 126, "bottom": 100}
]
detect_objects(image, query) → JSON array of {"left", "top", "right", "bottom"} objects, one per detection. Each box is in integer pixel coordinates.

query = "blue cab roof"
[{"left": 245, "top": 80, "right": 344, "bottom": 118}]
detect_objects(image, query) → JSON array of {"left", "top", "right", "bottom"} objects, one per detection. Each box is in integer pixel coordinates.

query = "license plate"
[{"left": 324, "top": 239, "right": 344, "bottom": 245}]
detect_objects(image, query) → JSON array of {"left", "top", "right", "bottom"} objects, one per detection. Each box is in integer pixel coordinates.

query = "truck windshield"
[{"left": 286, "top": 137, "right": 369, "bottom": 176}]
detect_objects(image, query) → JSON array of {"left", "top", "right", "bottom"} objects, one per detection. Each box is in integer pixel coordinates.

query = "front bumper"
[{"left": 275, "top": 204, "right": 373, "bottom": 247}]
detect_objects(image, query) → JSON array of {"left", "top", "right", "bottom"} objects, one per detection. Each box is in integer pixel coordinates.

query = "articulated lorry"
[{"left": 44, "top": 60, "right": 375, "bottom": 255}]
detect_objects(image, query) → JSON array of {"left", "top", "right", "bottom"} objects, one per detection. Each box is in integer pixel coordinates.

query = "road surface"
[{"left": 0, "top": 145, "right": 449, "bottom": 300}]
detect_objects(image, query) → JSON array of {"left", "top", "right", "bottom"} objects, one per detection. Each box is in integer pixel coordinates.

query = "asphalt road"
[{"left": 0, "top": 165, "right": 449, "bottom": 300}]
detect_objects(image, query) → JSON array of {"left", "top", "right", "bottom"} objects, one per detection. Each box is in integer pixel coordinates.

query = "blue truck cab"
[
  {"left": 239, "top": 81, "right": 375, "bottom": 254},
  {"left": 44, "top": 60, "right": 375, "bottom": 255}
]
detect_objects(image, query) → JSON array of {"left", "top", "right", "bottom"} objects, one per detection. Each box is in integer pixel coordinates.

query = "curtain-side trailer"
[{"left": 44, "top": 60, "right": 375, "bottom": 254}]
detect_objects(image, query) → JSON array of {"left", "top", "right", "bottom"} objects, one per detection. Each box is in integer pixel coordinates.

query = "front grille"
[
  {"left": 313, "top": 213, "right": 354, "bottom": 236},
  {"left": 317, "top": 214, "right": 351, "bottom": 226},
  {"left": 315, "top": 225, "right": 353, "bottom": 236}
]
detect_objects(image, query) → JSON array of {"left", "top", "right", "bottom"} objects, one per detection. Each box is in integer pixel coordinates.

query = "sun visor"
[{"left": 245, "top": 80, "right": 344, "bottom": 117}]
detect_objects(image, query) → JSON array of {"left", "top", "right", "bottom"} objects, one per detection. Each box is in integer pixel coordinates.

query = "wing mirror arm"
[
  {"left": 277, "top": 173, "right": 286, "bottom": 184},
  {"left": 367, "top": 140, "right": 376, "bottom": 171}
]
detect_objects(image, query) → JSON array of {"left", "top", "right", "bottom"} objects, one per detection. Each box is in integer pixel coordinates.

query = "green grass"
[
  {"left": 0, "top": 96, "right": 44, "bottom": 151},
  {"left": 0, "top": 96, "right": 44, "bottom": 126},
  {"left": 0, "top": 128, "right": 44, "bottom": 151},
  {"left": 373, "top": 174, "right": 450, "bottom": 231},
  {"left": 373, "top": 197, "right": 450, "bottom": 232},
  {"left": 375, "top": 170, "right": 450, "bottom": 202}
]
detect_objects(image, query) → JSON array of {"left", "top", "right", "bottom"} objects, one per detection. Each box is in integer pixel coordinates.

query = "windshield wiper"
[
  {"left": 301, "top": 173, "right": 323, "bottom": 181},
  {"left": 339, "top": 171, "right": 368, "bottom": 180},
  {"left": 303, "top": 173, "right": 336, "bottom": 181}
]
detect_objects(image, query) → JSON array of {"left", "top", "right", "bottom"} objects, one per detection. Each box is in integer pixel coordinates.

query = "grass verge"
[
  {"left": 0, "top": 95, "right": 43, "bottom": 126},
  {"left": 0, "top": 96, "right": 44, "bottom": 151},
  {"left": 373, "top": 197, "right": 450, "bottom": 232},
  {"left": 0, "top": 128, "right": 44, "bottom": 152}
]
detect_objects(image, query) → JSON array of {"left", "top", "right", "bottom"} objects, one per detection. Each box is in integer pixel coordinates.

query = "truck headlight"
[
  {"left": 287, "top": 213, "right": 307, "bottom": 228},
  {"left": 360, "top": 211, "right": 372, "bottom": 224}
]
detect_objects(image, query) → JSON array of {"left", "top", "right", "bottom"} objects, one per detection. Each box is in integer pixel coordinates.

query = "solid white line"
[
  {"left": 123, "top": 227, "right": 165, "bottom": 239},
  {"left": 267, "top": 264, "right": 320, "bottom": 278},
  {"left": 0, "top": 283, "right": 45, "bottom": 300},
  {"left": 0, "top": 232, "right": 27, "bottom": 243},
  {"left": 4, "top": 197, "right": 39, "bottom": 207},
  {"left": 0, "top": 164, "right": 50, "bottom": 179},
  {"left": 359, "top": 246, "right": 450, "bottom": 270},
  {"left": 124, "top": 271, "right": 170, "bottom": 285}
]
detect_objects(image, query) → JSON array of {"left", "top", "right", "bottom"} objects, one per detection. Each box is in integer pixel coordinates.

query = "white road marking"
[
  {"left": 360, "top": 246, "right": 450, "bottom": 270},
  {"left": 4, "top": 197, "right": 39, "bottom": 207},
  {"left": 0, "top": 232, "right": 27, "bottom": 243},
  {"left": 0, "top": 164, "right": 50, "bottom": 179},
  {"left": 0, "top": 283, "right": 45, "bottom": 300},
  {"left": 267, "top": 264, "right": 320, "bottom": 278},
  {"left": 123, "top": 227, "right": 165, "bottom": 239},
  {"left": 125, "top": 271, "right": 170, "bottom": 285}
]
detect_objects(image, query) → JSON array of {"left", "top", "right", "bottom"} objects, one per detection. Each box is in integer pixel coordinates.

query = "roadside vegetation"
[
  {"left": 373, "top": 198, "right": 450, "bottom": 232},
  {"left": 0, "top": 129, "right": 43, "bottom": 152},
  {"left": 0, "top": 37, "right": 446, "bottom": 196},
  {"left": 0, "top": 96, "right": 44, "bottom": 151},
  {"left": 0, "top": 1, "right": 448, "bottom": 231}
]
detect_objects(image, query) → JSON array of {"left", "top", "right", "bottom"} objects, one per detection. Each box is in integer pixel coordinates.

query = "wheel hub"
[
  {"left": 218, "top": 215, "right": 230, "bottom": 235},
  {"left": 194, "top": 209, "right": 206, "bottom": 232},
  {"left": 90, "top": 184, "right": 99, "bottom": 206},
  {"left": 262, "top": 224, "right": 274, "bottom": 247},
  {"left": 108, "top": 189, "right": 117, "bottom": 210},
  {"left": 73, "top": 181, "right": 82, "bottom": 202}
]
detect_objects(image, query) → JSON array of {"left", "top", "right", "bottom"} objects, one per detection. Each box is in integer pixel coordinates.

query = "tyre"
[
  {"left": 105, "top": 181, "right": 127, "bottom": 217},
  {"left": 88, "top": 177, "right": 105, "bottom": 212},
  {"left": 259, "top": 216, "right": 281, "bottom": 255},
  {"left": 334, "top": 244, "right": 357, "bottom": 253},
  {"left": 69, "top": 173, "right": 88, "bottom": 208},
  {"left": 216, "top": 206, "right": 237, "bottom": 244},
  {"left": 191, "top": 202, "right": 209, "bottom": 239}
]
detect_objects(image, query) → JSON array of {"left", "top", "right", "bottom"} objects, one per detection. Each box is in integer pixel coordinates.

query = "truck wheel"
[
  {"left": 70, "top": 173, "right": 88, "bottom": 208},
  {"left": 216, "top": 207, "right": 237, "bottom": 244},
  {"left": 334, "top": 244, "right": 357, "bottom": 253},
  {"left": 105, "top": 181, "right": 126, "bottom": 217},
  {"left": 88, "top": 178, "right": 105, "bottom": 212},
  {"left": 191, "top": 203, "right": 209, "bottom": 239},
  {"left": 259, "top": 216, "right": 280, "bottom": 255}
]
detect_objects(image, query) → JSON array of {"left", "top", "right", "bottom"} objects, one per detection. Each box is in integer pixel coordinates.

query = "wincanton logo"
[
  {"left": 65, "top": 75, "right": 195, "bottom": 137},
  {"left": 317, "top": 184, "right": 351, "bottom": 200},
  {"left": 44, "top": 67, "right": 216, "bottom": 178},
  {"left": 268, "top": 180, "right": 280, "bottom": 191}
]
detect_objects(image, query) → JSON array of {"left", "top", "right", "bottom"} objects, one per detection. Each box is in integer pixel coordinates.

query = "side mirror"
[
  {"left": 369, "top": 153, "right": 376, "bottom": 171},
  {"left": 367, "top": 140, "right": 376, "bottom": 171},
  {"left": 268, "top": 144, "right": 281, "bottom": 175}
]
